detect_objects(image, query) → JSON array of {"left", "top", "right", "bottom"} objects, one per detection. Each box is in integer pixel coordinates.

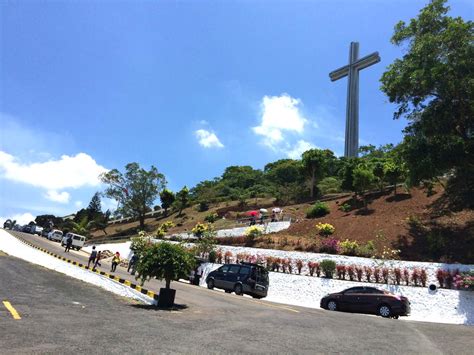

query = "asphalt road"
[{"left": 1, "top": 232, "right": 474, "bottom": 354}]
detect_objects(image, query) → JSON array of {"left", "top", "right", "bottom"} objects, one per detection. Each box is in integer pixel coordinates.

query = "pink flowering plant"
[{"left": 320, "top": 238, "right": 341, "bottom": 254}]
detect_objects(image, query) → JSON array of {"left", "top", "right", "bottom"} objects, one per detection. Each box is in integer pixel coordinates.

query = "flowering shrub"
[
  {"left": 393, "top": 268, "right": 401, "bottom": 285},
  {"left": 412, "top": 268, "right": 420, "bottom": 286},
  {"left": 378, "top": 246, "right": 401, "bottom": 260},
  {"left": 347, "top": 265, "right": 355, "bottom": 281},
  {"left": 453, "top": 272, "right": 474, "bottom": 291},
  {"left": 296, "top": 259, "right": 304, "bottom": 274},
  {"left": 420, "top": 269, "right": 427, "bottom": 287},
  {"left": 192, "top": 222, "right": 208, "bottom": 237},
  {"left": 288, "top": 259, "right": 293, "bottom": 274},
  {"left": 273, "top": 258, "right": 282, "bottom": 272},
  {"left": 216, "top": 249, "right": 223, "bottom": 264},
  {"left": 436, "top": 269, "right": 445, "bottom": 288},
  {"left": 373, "top": 267, "right": 380, "bottom": 283},
  {"left": 224, "top": 250, "right": 233, "bottom": 264},
  {"left": 281, "top": 259, "right": 289, "bottom": 273},
  {"left": 245, "top": 225, "right": 264, "bottom": 238},
  {"left": 403, "top": 268, "right": 410, "bottom": 286},
  {"left": 320, "top": 238, "right": 340, "bottom": 254},
  {"left": 365, "top": 266, "right": 372, "bottom": 282},
  {"left": 340, "top": 239, "right": 359, "bottom": 256},
  {"left": 320, "top": 259, "right": 336, "bottom": 278},
  {"left": 355, "top": 266, "right": 363, "bottom": 282},
  {"left": 316, "top": 223, "right": 335, "bottom": 237},
  {"left": 336, "top": 265, "right": 346, "bottom": 280},
  {"left": 382, "top": 268, "right": 389, "bottom": 284},
  {"left": 308, "top": 261, "right": 320, "bottom": 276}
]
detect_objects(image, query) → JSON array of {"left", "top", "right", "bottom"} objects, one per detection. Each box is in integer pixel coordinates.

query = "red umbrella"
[{"left": 246, "top": 210, "right": 259, "bottom": 216}]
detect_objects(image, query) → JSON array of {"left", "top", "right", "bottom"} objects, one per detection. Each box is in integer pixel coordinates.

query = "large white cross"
[{"left": 330, "top": 42, "right": 380, "bottom": 157}]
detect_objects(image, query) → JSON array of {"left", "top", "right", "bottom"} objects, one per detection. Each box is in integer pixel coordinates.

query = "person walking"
[
  {"left": 127, "top": 254, "right": 138, "bottom": 274},
  {"left": 87, "top": 246, "right": 98, "bottom": 268},
  {"left": 64, "top": 234, "right": 73, "bottom": 252},
  {"left": 111, "top": 252, "right": 120, "bottom": 272},
  {"left": 93, "top": 251, "right": 102, "bottom": 270}
]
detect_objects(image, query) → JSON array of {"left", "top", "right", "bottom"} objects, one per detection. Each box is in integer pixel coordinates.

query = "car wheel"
[
  {"left": 393, "top": 315, "right": 399, "bottom": 319},
  {"left": 234, "top": 283, "right": 243, "bottom": 296},
  {"left": 207, "top": 279, "right": 214, "bottom": 290},
  {"left": 327, "top": 300, "right": 338, "bottom": 311},
  {"left": 252, "top": 294, "right": 263, "bottom": 299},
  {"left": 378, "top": 304, "right": 392, "bottom": 318}
]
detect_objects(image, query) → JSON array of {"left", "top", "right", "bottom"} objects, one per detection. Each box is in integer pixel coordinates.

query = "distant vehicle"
[
  {"left": 32, "top": 225, "right": 43, "bottom": 236},
  {"left": 48, "top": 230, "right": 63, "bottom": 242},
  {"left": 22, "top": 225, "right": 34, "bottom": 234},
  {"left": 320, "top": 286, "right": 410, "bottom": 319},
  {"left": 206, "top": 262, "right": 269, "bottom": 299},
  {"left": 61, "top": 232, "right": 86, "bottom": 251},
  {"left": 12, "top": 224, "right": 22, "bottom": 231}
]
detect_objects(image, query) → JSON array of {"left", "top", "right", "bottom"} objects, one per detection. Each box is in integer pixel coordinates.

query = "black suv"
[{"left": 206, "top": 262, "right": 269, "bottom": 299}]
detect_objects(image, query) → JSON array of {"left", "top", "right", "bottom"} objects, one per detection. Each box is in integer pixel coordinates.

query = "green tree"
[
  {"left": 174, "top": 186, "right": 189, "bottom": 216},
  {"left": 302, "top": 149, "right": 336, "bottom": 198},
  {"left": 136, "top": 242, "right": 195, "bottom": 290},
  {"left": 66, "top": 216, "right": 93, "bottom": 237},
  {"left": 353, "top": 165, "right": 375, "bottom": 208},
  {"left": 373, "top": 161, "right": 386, "bottom": 192},
  {"left": 100, "top": 163, "right": 166, "bottom": 229},
  {"left": 87, "top": 192, "right": 102, "bottom": 217},
  {"left": 264, "top": 159, "right": 305, "bottom": 203},
  {"left": 384, "top": 161, "right": 404, "bottom": 195},
  {"left": 160, "top": 189, "right": 175, "bottom": 216},
  {"left": 91, "top": 210, "right": 111, "bottom": 235},
  {"left": 381, "top": 0, "right": 474, "bottom": 206}
]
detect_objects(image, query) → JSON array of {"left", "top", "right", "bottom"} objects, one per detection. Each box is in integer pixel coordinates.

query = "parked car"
[
  {"left": 21, "top": 225, "right": 34, "bottom": 234},
  {"left": 33, "top": 225, "right": 43, "bottom": 236},
  {"left": 61, "top": 232, "right": 86, "bottom": 251},
  {"left": 47, "top": 230, "right": 63, "bottom": 242},
  {"left": 206, "top": 262, "right": 269, "bottom": 299},
  {"left": 320, "top": 286, "right": 410, "bottom": 319}
]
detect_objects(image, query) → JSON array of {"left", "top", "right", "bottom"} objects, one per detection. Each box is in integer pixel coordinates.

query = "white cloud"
[
  {"left": 286, "top": 140, "right": 316, "bottom": 159},
  {"left": 0, "top": 212, "right": 36, "bottom": 227},
  {"left": 45, "top": 190, "right": 70, "bottom": 204},
  {"left": 74, "top": 201, "right": 83, "bottom": 208},
  {"left": 253, "top": 94, "right": 307, "bottom": 149},
  {"left": 0, "top": 151, "right": 108, "bottom": 190},
  {"left": 195, "top": 129, "right": 224, "bottom": 149}
]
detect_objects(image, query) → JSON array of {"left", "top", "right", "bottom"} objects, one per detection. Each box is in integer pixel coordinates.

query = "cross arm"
[
  {"left": 353, "top": 52, "right": 381, "bottom": 71},
  {"left": 329, "top": 65, "right": 349, "bottom": 82}
]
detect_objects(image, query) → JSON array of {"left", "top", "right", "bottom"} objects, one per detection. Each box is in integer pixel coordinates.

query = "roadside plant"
[
  {"left": 453, "top": 272, "right": 474, "bottom": 291},
  {"left": 281, "top": 259, "right": 288, "bottom": 273},
  {"left": 412, "top": 268, "right": 420, "bottom": 286},
  {"left": 130, "top": 232, "right": 152, "bottom": 260},
  {"left": 436, "top": 269, "right": 445, "bottom": 288},
  {"left": 266, "top": 256, "right": 274, "bottom": 271},
  {"left": 336, "top": 265, "right": 346, "bottom": 280},
  {"left": 195, "top": 230, "right": 217, "bottom": 258},
  {"left": 316, "top": 222, "right": 335, "bottom": 237},
  {"left": 357, "top": 240, "right": 376, "bottom": 258},
  {"left": 204, "top": 212, "right": 219, "bottom": 223},
  {"left": 296, "top": 259, "right": 304, "bottom": 274},
  {"left": 224, "top": 250, "right": 233, "bottom": 264},
  {"left": 373, "top": 267, "right": 380, "bottom": 283},
  {"left": 364, "top": 266, "right": 373, "bottom": 282},
  {"left": 393, "top": 268, "right": 402, "bottom": 285},
  {"left": 308, "top": 261, "right": 319, "bottom": 276},
  {"left": 287, "top": 259, "right": 293, "bottom": 274},
  {"left": 320, "top": 259, "right": 336, "bottom": 278},
  {"left": 355, "top": 266, "right": 363, "bottom": 282},
  {"left": 382, "top": 268, "right": 390, "bottom": 284},
  {"left": 338, "top": 203, "right": 352, "bottom": 213},
  {"left": 403, "top": 268, "right": 410, "bottom": 286},
  {"left": 273, "top": 258, "right": 282, "bottom": 272},
  {"left": 216, "top": 249, "right": 223, "bottom": 264},
  {"left": 320, "top": 238, "right": 340, "bottom": 254},
  {"left": 192, "top": 222, "right": 208, "bottom": 238},
  {"left": 245, "top": 225, "right": 264, "bottom": 245},
  {"left": 208, "top": 250, "right": 217, "bottom": 263},
  {"left": 420, "top": 269, "right": 427, "bottom": 287},
  {"left": 347, "top": 265, "right": 355, "bottom": 281}
]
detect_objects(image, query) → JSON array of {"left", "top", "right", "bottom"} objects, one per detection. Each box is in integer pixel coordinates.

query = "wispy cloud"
[
  {"left": 286, "top": 140, "right": 316, "bottom": 159},
  {"left": 253, "top": 94, "right": 307, "bottom": 149},
  {"left": 195, "top": 129, "right": 224, "bottom": 149},
  {"left": 45, "top": 190, "right": 70, "bottom": 204}
]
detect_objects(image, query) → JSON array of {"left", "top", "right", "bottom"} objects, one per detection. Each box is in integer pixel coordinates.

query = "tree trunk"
[
  {"left": 310, "top": 168, "right": 316, "bottom": 198},
  {"left": 164, "top": 207, "right": 168, "bottom": 217},
  {"left": 165, "top": 278, "right": 171, "bottom": 289},
  {"left": 139, "top": 215, "right": 145, "bottom": 230},
  {"left": 394, "top": 184, "right": 397, "bottom": 196}
]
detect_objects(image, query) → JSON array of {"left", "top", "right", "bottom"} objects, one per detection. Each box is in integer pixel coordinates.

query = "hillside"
[{"left": 90, "top": 186, "right": 474, "bottom": 264}]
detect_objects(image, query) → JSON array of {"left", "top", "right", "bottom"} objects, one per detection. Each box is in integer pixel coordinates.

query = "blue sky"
[{"left": 1, "top": 0, "right": 472, "bottom": 224}]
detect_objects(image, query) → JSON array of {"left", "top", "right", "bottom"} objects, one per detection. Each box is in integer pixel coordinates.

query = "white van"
[
  {"left": 61, "top": 233, "right": 86, "bottom": 251},
  {"left": 48, "top": 229, "right": 63, "bottom": 242}
]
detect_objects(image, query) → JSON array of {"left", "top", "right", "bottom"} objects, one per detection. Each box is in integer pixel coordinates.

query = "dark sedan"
[{"left": 320, "top": 286, "right": 410, "bottom": 319}]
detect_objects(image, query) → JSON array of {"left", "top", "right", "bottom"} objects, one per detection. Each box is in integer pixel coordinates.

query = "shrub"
[
  {"left": 339, "top": 203, "right": 352, "bottom": 213},
  {"left": 444, "top": 270, "right": 453, "bottom": 289},
  {"left": 420, "top": 269, "right": 427, "bottom": 287},
  {"left": 316, "top": 222, "right": 335, "bottom": 237},
  {"left": 412, "top": 269, "right": 420, "bottom": 286},
  {"left": 382, "top": 268, "right": 389, "bottom": 284},
  {"left": 365, "top": 266, "right": 373, "bottom": 282},
  {"left": 393, "top": 268, "right": 402, "bottom": 285},
  {"left": 340, "top": 239, "right": 359, "bottom": 256},
  {"left": 306, "top": 201, "right": 330, "bottom": 218},
  {"left": 436, "top": 269, "right": 445, "bottom": 288},
  {"left": 403, "top": 268, "right": 410, "bottom": 286},
  {"left": 192, "top": 222, "right": 208, "bottom": 238},
  {"left": 204, "top": 212, "right": 219, "bottom": 223},
  {"left": 208, "top": 250, "right": 217, "bottom": 263},
  {"left": 320, "top": 238, "right": 340, "bottom": 254},
  {"left": 308, "top": 261, "right": 319, "bottom": 276},
  {"left": 266, "top": 256, "right": 274, "bottom": 271},
  {"left": 273, "top": 258, "right": 282, "bottom": 272},
  {"left": 198, "top": 201, "right": 209, "bottom": 212},
  {"left": 216, "top": 249, "right": 223, "bottom": 264},
  {"left": 373, "top": 267, "right": 380, "bottom": 283},
  {"left": 317, "top": 176, "right": 342, "bottom": 195},
  {"left": 347, "top": 265, "right": 355, "bottom": 281},
  {"left": 356, "top": 240, "right": 376, "bottom": 258},
  {"left": 281, "top": 259, "right": 288, "bottom": 273},
  {"left": 315, "top": 262, "right": 321, "bottom": 277},
  {"left": 287, "top": 259, "right": 293, "bottom": 274},
  {"left": 224, "top": 251, "right": 233, "bottom": 264},
  {"left": 453, "top": 271, "right": 474, "bottom": 291},
  {"left": 245, "top": 226, "right": 264, "bottom": 239},
  {"left": 336, "top": 265, "right": 346, "bottom": 280},
  {"left": 296, "top": 259, "right": 304, "bottom": 274},
  {"left": 355, "top": 266, "right": 363, "bottom": 282},
  {"left": 320, "top": 259, "right": 336, "bottom": 278}
]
